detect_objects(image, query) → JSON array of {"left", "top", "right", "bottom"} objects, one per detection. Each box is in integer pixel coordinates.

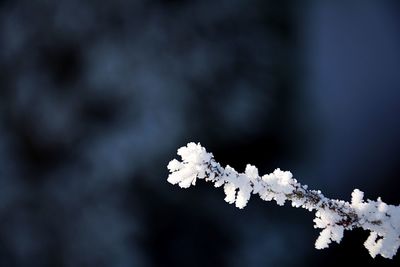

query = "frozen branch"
[{"left": 167, "top": 142, "right": 400, "bottom": 259}]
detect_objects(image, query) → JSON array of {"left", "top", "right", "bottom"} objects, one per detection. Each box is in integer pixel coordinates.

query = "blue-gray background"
[{"left": 0, "top": 1, "right": 399, "bottom": 266}]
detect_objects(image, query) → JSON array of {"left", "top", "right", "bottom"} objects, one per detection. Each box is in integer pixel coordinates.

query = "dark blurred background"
[{"left": 0, "top": 0, "right": 400, "bottom": 266}]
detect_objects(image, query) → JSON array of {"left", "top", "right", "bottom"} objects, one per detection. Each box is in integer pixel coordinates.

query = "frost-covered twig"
[{"left": 167, "top": 142, "right": 400, "bottom": 259}]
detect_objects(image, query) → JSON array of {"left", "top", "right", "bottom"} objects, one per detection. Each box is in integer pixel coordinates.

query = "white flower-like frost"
[{"left": 167, "top": 142, "right": 400, "bottom": 259}]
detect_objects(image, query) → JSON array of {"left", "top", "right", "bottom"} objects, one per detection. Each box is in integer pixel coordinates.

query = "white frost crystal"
[
  {"left": 350, "top": 189, "right": 400, "bottom": 259},
  {"left": 167, "top": 142, "right": 211, "bottom": 188},
  {"left": 167, "top": 142, "right": 400, "bottom": 259}
]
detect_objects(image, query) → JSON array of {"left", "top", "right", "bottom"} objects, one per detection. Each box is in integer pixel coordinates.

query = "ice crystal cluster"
[{"left": 167, "top": 142, "right": 400, "bottom": 259}]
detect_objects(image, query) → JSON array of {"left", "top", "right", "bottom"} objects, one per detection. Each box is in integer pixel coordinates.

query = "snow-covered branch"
[{"left": 167, "top": 142, "right": 400, "bottom": 259}]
